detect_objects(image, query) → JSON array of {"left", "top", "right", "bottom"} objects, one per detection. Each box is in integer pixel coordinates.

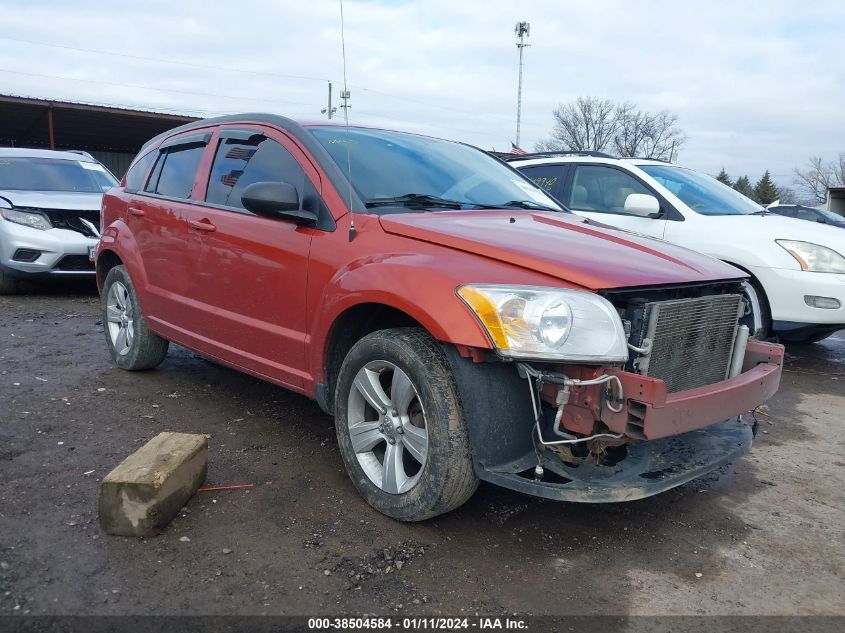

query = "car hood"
[
  {"left": 698, "top": 213, "right": 845, "bottom": 250},
  {"left": 0, "top": 190, "right": 103, "bottom": 211},
  {"left": 379, "top": 210, "right": 743, "bottom": 290}
]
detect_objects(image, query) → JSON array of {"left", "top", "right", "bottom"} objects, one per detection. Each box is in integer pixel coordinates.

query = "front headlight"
[
  {"left": 0, "top": 208, "right": 52, "bottom": 231},
  {"left": 457, "top": 285, "right": 628, "bottom": 362},
  {"left": 776, "top": 240, "right": 845, "bottom": 274}
]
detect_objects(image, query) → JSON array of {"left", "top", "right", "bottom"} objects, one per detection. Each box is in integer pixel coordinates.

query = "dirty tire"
[
  {"left": 0, "top": 269, "right": 19, "bottom": 295},
  {"left": 102, "top": 265, "right": 169, "bottom": 370},
  {"left": 334, "top": 328, "right": 479, "bottom": 521}
]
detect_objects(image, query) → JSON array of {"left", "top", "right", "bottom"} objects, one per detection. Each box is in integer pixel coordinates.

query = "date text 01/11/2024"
[{"left": 307, "top": 617, "right": 528, "bottom": 630}]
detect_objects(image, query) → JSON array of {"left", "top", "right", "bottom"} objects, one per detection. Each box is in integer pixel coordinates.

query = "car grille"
[
  {"left": 19, "top": 208, "right": 101, "bottom": 238},
  {"left": 55, "top": 255, "right": 95, "bottom": 272},
  {"left": 635, "top": 294, "right": 744, "bottom": 393}
]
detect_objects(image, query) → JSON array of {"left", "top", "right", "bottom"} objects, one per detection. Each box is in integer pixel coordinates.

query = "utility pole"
[
  {"left": 514, "top": 20, "right": 530, "bottom": 148},
  {"left": 339, "top": 89, "right": 351, "bottom": 117},
  {"left": 321, "top": 81, "right": 337, "bottom": 119}
]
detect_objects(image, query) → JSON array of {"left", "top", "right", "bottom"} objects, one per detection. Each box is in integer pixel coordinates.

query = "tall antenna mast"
[
  {"left": 514, "top": 20, "right": 530, "bottom": 148},
  {"left": 339, "top": 0, "right": 356, "bottom": 240}
]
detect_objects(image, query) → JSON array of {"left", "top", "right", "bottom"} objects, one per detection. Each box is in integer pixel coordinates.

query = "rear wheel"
[
  {"left": 102, "top": 265, "right": 169, "bottom": 370},
  {"left": 334, "top": 328, "right": 478, "bottom": 521},
  {"left": 0, "top": 269, "right": 19, "bottom": 295}
]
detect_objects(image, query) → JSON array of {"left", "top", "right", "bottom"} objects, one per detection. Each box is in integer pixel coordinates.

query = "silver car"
[{"left": 0, "top": 148, "right": 117, "bottom": 294}]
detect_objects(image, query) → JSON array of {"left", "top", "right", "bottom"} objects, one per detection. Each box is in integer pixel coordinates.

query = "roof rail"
[
  {"left": 626, "top": 156, "right": 672, "bottom": 163},
  {"left": 65, "top": 150, "right": 95, "bottom": 160},
  {"left": 500, "top": 150, "right": 616, "bottom": 162}
]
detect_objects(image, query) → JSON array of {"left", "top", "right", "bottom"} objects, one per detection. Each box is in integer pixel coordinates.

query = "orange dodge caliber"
[{"left": 95, "top": 114, "right": 783, "bottom": 520}]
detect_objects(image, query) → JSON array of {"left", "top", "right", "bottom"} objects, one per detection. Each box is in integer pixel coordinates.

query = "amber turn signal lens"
[{"left": 457, "top": 286, "right": 510, "bottom": 349}]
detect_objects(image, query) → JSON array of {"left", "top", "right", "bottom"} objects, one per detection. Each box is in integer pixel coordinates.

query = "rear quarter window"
[{"left": 124, "top": 151, "right": 156, "bottom": 192}]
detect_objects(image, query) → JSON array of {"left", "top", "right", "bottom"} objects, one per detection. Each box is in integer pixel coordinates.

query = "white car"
[
  {"left": 509, "top": 152, "right": 845, "bottom": 343},
  {"left": 0, "top": 148, "right": 117, "bottom": 294}
]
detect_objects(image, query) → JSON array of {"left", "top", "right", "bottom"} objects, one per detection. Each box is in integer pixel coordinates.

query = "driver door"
[{"left": 564, "top": 164, "right": 668, "bottom": 239}]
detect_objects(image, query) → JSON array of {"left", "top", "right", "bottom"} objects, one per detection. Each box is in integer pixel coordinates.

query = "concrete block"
[{"left": 98, "top": 432, "right": 208, "bottom": 537}]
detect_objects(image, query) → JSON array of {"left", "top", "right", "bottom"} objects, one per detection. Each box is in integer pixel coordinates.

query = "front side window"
[
  {"left": 309, "top": 126, "right": 562, "bottom": 212},
  {"left": 145, "top": 144, "right": 205, "bottom": 198},
  {"left": 205, "top": 136, "right": 306, "bottom": 210},
  {"left": 568, "top": 165, "right": 652, "bottom": 214},
  {"left": 0, "top": 157, "right": 117, "bottom": 193},
  {"left": 639, "top": 165, "right": 763, "bottom": 216}
]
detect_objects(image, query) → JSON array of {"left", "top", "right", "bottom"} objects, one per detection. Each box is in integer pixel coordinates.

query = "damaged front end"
[{"left": 451, "top": 281, "right": 784, "bottom": 503}]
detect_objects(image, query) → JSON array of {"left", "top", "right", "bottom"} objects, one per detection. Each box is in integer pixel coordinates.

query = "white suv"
[
  {"left": 0, "top": 148, "right": 117, "bottom": 294},
  {"left": 509, "top": 152, "right": 845, "bottom": 343}
]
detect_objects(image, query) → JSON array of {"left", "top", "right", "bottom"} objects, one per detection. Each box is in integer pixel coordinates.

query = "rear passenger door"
[
  {"left": 563, "top": 164, "right": 668, "bottom": 239},
  {"left": 184, "top": 126, "right": 328, "bottom": 389},
  {"left": 127, "top": 132, "right": 210, "bottom": 326}
]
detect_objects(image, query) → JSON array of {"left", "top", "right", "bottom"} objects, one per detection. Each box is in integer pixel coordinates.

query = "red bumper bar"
[{"left": 602, "top": 339, "right": 784, "bottom": 440}]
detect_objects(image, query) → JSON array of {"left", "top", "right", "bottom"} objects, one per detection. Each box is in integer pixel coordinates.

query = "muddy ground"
[{"left": 1, "top": 280, "right": 843, "bottom": 617}]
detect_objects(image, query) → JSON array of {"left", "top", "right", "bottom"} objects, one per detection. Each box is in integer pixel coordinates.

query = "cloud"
[{"left": 0, "top": 0, "right": 842, "bottom": 183}]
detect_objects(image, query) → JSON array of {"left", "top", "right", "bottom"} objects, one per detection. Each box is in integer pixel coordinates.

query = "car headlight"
[
  {"left": 0, "top": 208, "right": 52, "bottom": 231},
  {"left": 457, "top": 285, "right": 628, "bottom": 362},
  {"left": 776, "top": 240, "right": 845, "bottom": 274}
]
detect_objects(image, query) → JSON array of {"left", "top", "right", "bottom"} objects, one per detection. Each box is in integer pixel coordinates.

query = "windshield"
[
  {"left": 817, "top": 208, "right": 844, "bottom": 222},
  {"left": 639, "top": 164, "right": 763, "bottom": 216},
  {"left": 309, "top": 126, "right": 562, "bottom": 211},
  {"left": 0, "top": 157, "right": 118, "bottom": 193}
]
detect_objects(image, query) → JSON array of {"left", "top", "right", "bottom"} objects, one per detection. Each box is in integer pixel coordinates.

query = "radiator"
[{"left": 636, "top": 294, "right": 744, "bottom": 393}]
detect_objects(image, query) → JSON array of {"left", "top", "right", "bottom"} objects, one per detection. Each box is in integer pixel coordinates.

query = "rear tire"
[
  {"left": 102, "top": 265, "right": 169, "bottom": 370},
  {"left": 0, "top": 269, "right": 19, "bottom": 295},
  {"left": 334, "top": 328, "right": 478, "bottom": 521}
]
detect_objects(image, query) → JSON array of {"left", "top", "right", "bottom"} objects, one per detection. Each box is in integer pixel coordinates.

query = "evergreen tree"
[
  {"left": 754, "top": 170, "right": 779, "bottom": 205},
  {"left": 733, "top": 175, "right": 756, "bottom": 201},
  {"left": 716, "top": 168, "right": 732, "bottom": 187}
]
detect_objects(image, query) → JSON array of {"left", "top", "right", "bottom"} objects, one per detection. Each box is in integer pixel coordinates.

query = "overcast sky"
[{"left": 1, "top": 0, "right": 842, "bottom": 185}]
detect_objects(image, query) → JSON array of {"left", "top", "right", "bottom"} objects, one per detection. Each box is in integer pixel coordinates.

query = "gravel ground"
[{"left": 1, "top": 281, "right": 844, "bottom": 617}]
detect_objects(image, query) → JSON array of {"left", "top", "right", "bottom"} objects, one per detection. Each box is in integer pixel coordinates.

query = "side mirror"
[
  {"left": 624, "top": 193, "right": 661, "bottom": 218},
  {"left": 241, "top": 181, "right": 317, "bottom": 226},
  {"left": 817, "top": 218, "right": 827, "bottom": 223}
]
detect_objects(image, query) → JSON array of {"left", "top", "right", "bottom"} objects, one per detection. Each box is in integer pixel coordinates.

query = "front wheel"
[
  {"left": 102, "top": 265, "right": 169, "bottom": 370},
  {"left": 0, "top": 269, "right": 19, "bottom": 295},
  {"left": 740, "top": 279, "right": 770, "bottom": 339},
  {"left": 334, "top": 328, "right": 478, "bottom": 521}
]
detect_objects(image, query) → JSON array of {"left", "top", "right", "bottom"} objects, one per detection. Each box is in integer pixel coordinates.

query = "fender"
[
  {"left": 307, "top": 252, "right": 494, "bottom": 385},
  {"left": 96, "top": 219, "right": 151, "bottom": 310}
]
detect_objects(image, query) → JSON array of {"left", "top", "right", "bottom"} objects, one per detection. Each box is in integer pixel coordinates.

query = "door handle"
[
  {"left": 127, "top": 206, "right": 145, "bottom": 217},
  {"left": 189, "top": 219, "right": 217, "bottom": 233}
]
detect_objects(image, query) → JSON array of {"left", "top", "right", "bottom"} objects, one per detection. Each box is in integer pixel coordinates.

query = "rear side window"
[
  {"left": 125, "top": 151, "right": 156, "bottom": 192},
  {"left": 144, "top": 145, "right": 205, "bottom": 198},
  {"left": 205, "top": 136, "right": 306, "bottom": 210}
]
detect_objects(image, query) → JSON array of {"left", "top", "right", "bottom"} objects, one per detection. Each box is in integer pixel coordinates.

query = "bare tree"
[
  {"left": 536, "top": 97, "right": 686, "bottom": 161},
  {"left": 793, "top": 153, "right": 845, "bottom": 204},
  {"left": 535, "top": 97, "right": 621, "bottom": 153},
  {"left": 620, "top": 110, "right": 687, "bottom": 160}
]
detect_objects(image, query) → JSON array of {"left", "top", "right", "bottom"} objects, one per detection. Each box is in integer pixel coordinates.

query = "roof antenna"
[{"left": 339, "top": 0, "right": 357, "bottom": 242}]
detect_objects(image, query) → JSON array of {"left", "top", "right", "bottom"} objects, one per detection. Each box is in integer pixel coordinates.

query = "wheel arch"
[
  {"left": 95, "top": 249, "right": 123, "bottom": 294},
  {"left": 318, "top": 302, "right": 427, "bottom": 415},
  {"left": 721, "top": 259, "right": 772, "bottom": 336}
]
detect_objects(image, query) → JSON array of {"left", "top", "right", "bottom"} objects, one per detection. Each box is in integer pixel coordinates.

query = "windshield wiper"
[
  {"left": 500, "top": 200, "right": 560, "bottom": 212},
  {"left": 365, "top": 194, "right": 464, "bottom": 209}
]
